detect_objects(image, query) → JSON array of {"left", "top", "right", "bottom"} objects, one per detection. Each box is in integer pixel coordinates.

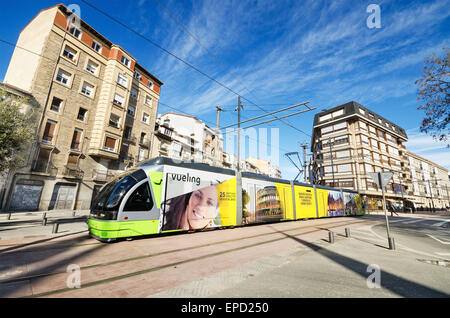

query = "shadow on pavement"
[
  {"left": 273, "top": 227, "right": 449, "bottom": 298},
  {"left": 0, "top": 232, "right": 105, "bottom": 298}
]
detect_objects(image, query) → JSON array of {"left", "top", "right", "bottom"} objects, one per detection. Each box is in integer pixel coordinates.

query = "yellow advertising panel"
[
  {"left": 274, "top": 183, "right": 294, "bottom": 220},
  {"left": 293, "top": 185, "right": 317, "bottom": 219},
  {"left": 216, "top": 177, "right": 237, "bottom": 226},
  {"left": 315, "top": 188, "right": 329, "bottom": 218}
]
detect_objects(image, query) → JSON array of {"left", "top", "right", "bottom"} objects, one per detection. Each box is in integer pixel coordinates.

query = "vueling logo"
[{"left": 170, "top": 173, "right": 201, "bottom": 186}]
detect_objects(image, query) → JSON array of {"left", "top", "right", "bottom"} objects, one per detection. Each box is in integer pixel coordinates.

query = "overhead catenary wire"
[
  {"left": 0, "top": 38, "right": 292, "bottom": 157},
  {"left": 79, "top": 0, "right": 314, "bottom": 138}
]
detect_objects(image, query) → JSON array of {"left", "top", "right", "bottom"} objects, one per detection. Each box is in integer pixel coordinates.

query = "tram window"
[{"left": 124, "top": 182, "right": 153, "bottom": 211}]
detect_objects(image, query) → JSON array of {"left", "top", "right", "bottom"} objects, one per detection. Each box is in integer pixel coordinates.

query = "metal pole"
[
  {"left": 214, "top": 106, "right": 222, "bottom": 167},
  {"left": 235, "top": 97, "right": 243, "bottom": 224},
  {"left": 379, "top": 173, "right": 394, "bottom": 250},
  {"left": 428, "top": 179, "right": 435, "bottom": 213},
  {"left": 301, "top": 142, "right": 308, "bottom": 183}
]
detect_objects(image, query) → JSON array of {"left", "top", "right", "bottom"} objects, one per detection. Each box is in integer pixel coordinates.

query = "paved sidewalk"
[{"left": 0, "top": 210, "right": 90, "bottom": 240}]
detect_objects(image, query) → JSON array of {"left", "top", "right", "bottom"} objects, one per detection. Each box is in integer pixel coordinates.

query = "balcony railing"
[
  {"left": 123, "top": 134, "right": 137, "bottom": 144},
  {"left": 63, "top": 165, "right": 84, "bottom": 179},
  {"left": 31, "top": 160, "right": 58, "bottom": 176},
  {"left": 92, "top": 169, "right": 116, "bottom": 182}
]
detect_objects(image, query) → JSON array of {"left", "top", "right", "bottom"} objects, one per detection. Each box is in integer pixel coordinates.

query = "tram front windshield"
[{"left": 90, "top": 169, "right": 147, "bottom": 220}]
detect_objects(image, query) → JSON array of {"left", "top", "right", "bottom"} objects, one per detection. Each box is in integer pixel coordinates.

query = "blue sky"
[{"left": 0, "top": 0, "right": 449, "bottom": 179}]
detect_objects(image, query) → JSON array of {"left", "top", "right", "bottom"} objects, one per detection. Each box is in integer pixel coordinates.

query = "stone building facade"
[
  {"left": 310, "top": 101, "right": 449, "bottom": 211},
  {"left": 1, "top": 4, "right": 162, "bottom": 212}
]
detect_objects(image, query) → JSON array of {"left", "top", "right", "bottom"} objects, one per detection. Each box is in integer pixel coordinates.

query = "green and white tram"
[{"left": 88, "top": 157, "right": 363, "bottom": 242}]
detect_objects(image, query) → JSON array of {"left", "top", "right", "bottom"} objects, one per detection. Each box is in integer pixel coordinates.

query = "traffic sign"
[{"left": 368, "top": 172, "right": 393, "bottom": 188}]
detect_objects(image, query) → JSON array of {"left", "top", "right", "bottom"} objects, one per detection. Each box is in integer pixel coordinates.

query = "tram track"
[{"left": 0, "top": 217, "right": 373, "bottom": 297}]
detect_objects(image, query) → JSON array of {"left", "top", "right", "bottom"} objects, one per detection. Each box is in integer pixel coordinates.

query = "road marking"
[
  {"left": 427, "top": 234, "right": 450, "bottom": 245},
  {"left": 432, "top": 221, "right": 449, "bottom": 227},
  {"left": 435, "top": 252, "right": 450, "bottom": 256}
]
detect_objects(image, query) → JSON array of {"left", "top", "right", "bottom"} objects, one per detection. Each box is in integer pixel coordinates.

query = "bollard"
[
  {"left": 72, "top": 211, "right": 76, "bottom": 217},
  {"left": 388, "top": 237, "right": 396, "bottom": 250},
  {"left": 329, "top": 231, "right": 334, "bottom": 243},
  {"left": 52, "top": 222, "right": 59, "bottom": 234},
  {"left": 345, "top": 228, "right": 351, "bottom": 238},
  {"left": 7, "top": 213, "right": 11, "bottom": 220},
  {"left": 42, "top": 217, "right": 47, "bottom": 226}
]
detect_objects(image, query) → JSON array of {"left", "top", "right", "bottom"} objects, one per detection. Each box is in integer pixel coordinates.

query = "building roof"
[
  {"left": 311, "top": 101, "right": 408, "bottom": 148},
  {"left": 0, "top": 82, "right": 32, "bottom": 97}
]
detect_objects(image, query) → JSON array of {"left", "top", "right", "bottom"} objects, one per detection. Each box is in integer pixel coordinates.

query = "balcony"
[
  {"left": 123, "top": 134, "right": 137, "bottom": 144},
  {"left": 63, "top": 165, "right": 84, "bottom": 179},
  {"left": 139, "top": 137, "right": 150, "bottom": 147},
  {"left": 92, "top": 169, "right": 116, "bottom": 182},
  {"left": 31, "top": 160, "right": 58, "bottom": 176}
]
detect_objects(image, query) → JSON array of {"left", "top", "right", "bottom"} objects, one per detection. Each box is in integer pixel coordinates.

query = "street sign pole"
[
  {"left": 379, "top": 173, "right": 391, "bottom": 240},
  {"left": 370, "top": 171, "right": 396, "bottom": 250}
]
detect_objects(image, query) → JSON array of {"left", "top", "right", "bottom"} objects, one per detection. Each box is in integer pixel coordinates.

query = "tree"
[
  {"left": 415, "top": 47, "right": 450, "bottom": 145},
  {"left": 0, "top": 87, "right": 36, "bottom": 173}
]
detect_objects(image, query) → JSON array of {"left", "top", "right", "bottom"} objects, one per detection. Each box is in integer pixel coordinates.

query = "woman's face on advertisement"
[{"left": 186, "top": 186, "right": 219, "bottom": 229}]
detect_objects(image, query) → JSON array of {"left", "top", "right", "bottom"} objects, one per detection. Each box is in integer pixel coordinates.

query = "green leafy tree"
[
  {"left": 0, "top": 87, "right": 36, "bottom": 173},
  {"left": 415, "top": 47, "right": 450, "bottom": 145}
]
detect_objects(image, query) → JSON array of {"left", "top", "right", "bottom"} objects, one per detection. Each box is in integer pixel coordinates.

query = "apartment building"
[
  {"left": 2, "top": 4, "right": 162, "bottom": 212},
  {"left": 245, "top": 158, "right": 282, "bottom": 179},
  {"left": 152, "top": 112, "right": 223, "bottom": 166},
  {"left": 311, "top": 101, "right": 410, "bottom": 210},
  {"left": 406, "top": 151, "right": 449, "bottom": 210}
]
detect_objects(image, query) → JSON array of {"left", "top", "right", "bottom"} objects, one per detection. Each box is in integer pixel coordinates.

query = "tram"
[{"left": 88, "top": 157, "right": 363, "bottom": 242}]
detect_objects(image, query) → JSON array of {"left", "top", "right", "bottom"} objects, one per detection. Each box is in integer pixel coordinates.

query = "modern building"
[
  {"left": 1, "top": 4, "right": 163, "bottom": 212},
  {"left": 406, "top": 151, "right": 450, "bottom": 210},
  {"left": 311, "top": 101, "right": 410, "bottom": 210}
]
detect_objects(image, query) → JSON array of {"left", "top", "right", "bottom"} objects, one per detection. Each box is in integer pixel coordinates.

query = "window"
[
  {"left": 359, "top": 108, "right": 366, "bottom": 115},
  {"left": 361, "top": 134, "right": 369, "bottom": 145},
  {"left": 123, "top": 182, "right": 153, "bottom": 211},
  {"left": 63, "top": 45, "right": 77, "bottom": 61},
  {"left": 50, "top": 97, "right": 63, "bottom": 112},
  {"left": 148, "top": 81, "right": 154, "bottom": 89},
  {"left": 42, "top": 120, "right": 56, "bottom": 144},
  {"left": 145, "top": 96, "right": 152, "bottom": 105},
  {"left": 140, "top": 132, "right": 147, "bottom": 144},
  {"left": 369, "top": 126, "right": 377, "bottom": 136},
  {"left": 56, "top": 69, "right": 71, "bottom": 85},
  {"left": 81, "top": 82, "right": 94, "bottom": 97},
  {"left": 86, "top": 60, "right": 99, "bottom": 75},
  {"left": 109, "top": 113, "right": 121, "bottom": 128},
  {"left": 138, "top": 147, "right": 145, "bottom": 161},
  {"left": 67, "top": 153, "right": 79, "bottom": 166},
  {"left": 70, "top": 129, "right": 83, "bottom": 150},
  {"left": 104, "top": 136, "right": 117, "bottom": 152},
  {"left": 124, "top": 126, "right": 132, "bottom": 139},
  {"left": 142, "top": 112, "right": 149, "bottom": 124},
  {"left": 113, "top": 93, "right": 125, "bottom": 106},
  {"left": 130, "top": 88, "right": 138, "bottom": 99},
  {"left": 117, "top": 73, "right": 128, "bottom": 87},
  {"left": 370, "top": 138, "right": 378, "bottom": 148},
  {"left": 77, "top": 108, "right": 87, "bottom": 121},
  {"left": 91, "top": 40, "right": 102, "bottom": 53},
  {"left": 127, "top": 106, "right": 135, "bottom": 117},
  {"left": 69, "top": 26, "right": 82, "bottom": 38},
  {"left": 134, "top": 71, "right": 141, "bottom": 80},
  {"left": 121, "top": 54, "right": 131, "bottom": 67},
  {"left": 358, "top": 121, "right": 367, "bottom": 131}
]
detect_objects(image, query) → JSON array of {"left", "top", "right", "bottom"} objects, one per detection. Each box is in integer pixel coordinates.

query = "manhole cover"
[{"left": 417, "top": 259, "right": 450, "bottom": 268}]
